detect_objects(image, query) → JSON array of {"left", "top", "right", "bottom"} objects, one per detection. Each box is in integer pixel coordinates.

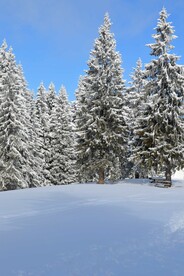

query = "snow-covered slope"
[{"left": 0, "top": 174, "right": 184, "bottom": 276}]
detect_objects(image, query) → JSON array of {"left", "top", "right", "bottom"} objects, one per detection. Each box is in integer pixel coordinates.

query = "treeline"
[{"left": 0, "top": 8, "right": 183, "bottom": 190}]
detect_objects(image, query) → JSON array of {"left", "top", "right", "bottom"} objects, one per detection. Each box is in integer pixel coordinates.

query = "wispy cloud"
[
  {"left": 1, "top": 0, "right": 182, "bottom": 37},
  {"left": 0, "top": 0, "right": 82, "bottom": 36},
  {"left": 0, "top": 0, "right": 155, "bottom": 36}
]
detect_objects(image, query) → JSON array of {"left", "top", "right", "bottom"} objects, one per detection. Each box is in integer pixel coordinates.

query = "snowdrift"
[{"left": 0, "top": 173, "right": 184, "bottom": 275}]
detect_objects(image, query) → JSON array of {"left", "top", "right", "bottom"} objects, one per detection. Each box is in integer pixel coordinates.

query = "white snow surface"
[{"left": 1, "top": 172, "right": 184, "bottom": 276}]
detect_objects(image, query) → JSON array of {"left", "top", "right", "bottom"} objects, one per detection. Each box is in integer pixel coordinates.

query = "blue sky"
[{"left": 0, "top": 0, "right": 183, "bottom": 100}]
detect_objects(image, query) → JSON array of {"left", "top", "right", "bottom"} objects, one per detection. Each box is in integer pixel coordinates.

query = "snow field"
[{"left": 0, "top": 174, "right": 184, "bottom": 275}]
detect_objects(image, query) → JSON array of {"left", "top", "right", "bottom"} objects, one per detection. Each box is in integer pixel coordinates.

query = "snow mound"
[
  {"left": 167, "top": 212, "right": 184, "bottom": 233},
  {"left": 173, "top": 170, "right": 184, "bottom": 180},
  {"left": 0, "top": 178, "right": 184, "bottom": 275}
]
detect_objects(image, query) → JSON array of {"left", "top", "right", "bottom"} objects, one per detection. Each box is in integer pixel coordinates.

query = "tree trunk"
[
  {"left": 135, "top": 171, "right": 139, "bottom": 179},
  {"left": 165, "top": 164, "right": 172, "bottom": 182},
  {"left": 98, "top": 167, "right": 105, "bottom": 184}
]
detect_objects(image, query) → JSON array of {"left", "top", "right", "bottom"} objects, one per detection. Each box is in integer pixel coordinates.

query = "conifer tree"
[
  {"left": 46, "top": 82, "right": 56, "bottom": 115},
  {"left": 129, "top": 58, "right": 144, "bottom": 92},
  {"left": 127, "top": 58, "right": 145, "bottom": 138},
  {"left": 49, "top": 86, "right": 76, "bottom": 184},
  {"left": 127, "top": 59, "right": 148, "bottom": 178},
  {"left": 18, "top": 66, "right": 46, "bottom": 187},
  {"left": 75, "top": 77, "right": 91, "bottom": 182},
  {"left": 36, "top": 83, "right": 51, "bottom": 184},
  {"left": 76, "top": 14, "right": 128, "bottom": 184},
  {"left": 0, "top": 42, "right": 34, "bottom": 189},
  {"left": 133, "top": 8, "right": 184, "bottom": 182}
]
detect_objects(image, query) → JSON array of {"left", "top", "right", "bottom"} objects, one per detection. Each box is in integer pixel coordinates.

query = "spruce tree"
[
  {"left": 133, "top": 8, "right": 184, "bottom": 182},
  {"left": 18, "top": 66, "right": 46, "bottom": 187},
  {"left": 46, "top": 82, "right": 56, "bottom": 115},
  {"left": 49, "top": 86, "right": 76, "bottom": 184},
  {"left": 36, "top": 83, "right": 51, "bottom": 184},
  {"left": 128, "top": 59, "right": 148, "bottom": 178},
  {"left": 0, "top": 42, "right": 34, "bottom": 189},
  {"left": 76, "top": 14, "right": 128, "bottom": 184}
]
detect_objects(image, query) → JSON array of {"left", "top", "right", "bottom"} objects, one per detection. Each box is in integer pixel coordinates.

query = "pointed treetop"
[
  {"left": 59, "top": 85, "right": 67, "bottom": 96},
  {"left": 7, "top": 46, "right": 17, "bottom": 64},
  {"left": 59, "top": 85, "right": 67, "bottom": 95},
  {"left": 49, "top": 82, "right": 55, "bottom": 90},
  {"left": 159, "top": 6, "right": 168, "bottom": 19},
  {"left": 104, "top": 12, "right": 111, "bottom": 25},
  {"left": 38, "top": 82, "right": 46, "bottom": 90},
  {"left": 156, "top": 7, "right": 172, "bottom": 33},
  {"left": 37, "top": 82, "right": 47, "bottom": 98},
  {"left": 99, "top": 12, "right": 112, "bottom": 34},
  {"left": 136, "top": 57, "right": 142, "bottom": 67},
  {"left": 130, "top": 57, "right": 143, "bottom": 76},
  {"left": 129, "top": 57, "right": 144, "bottom": 92},
  {"left": 147, "top": 8, "right": 177, "bottom": 56},
  {"left": 1, "top": 39, "right": 8, "bottom": 50}
]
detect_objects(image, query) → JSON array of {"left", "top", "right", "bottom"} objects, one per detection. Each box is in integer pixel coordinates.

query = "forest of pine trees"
[{"left": 0, "top": 8, "right": 183, "bottom": 190}]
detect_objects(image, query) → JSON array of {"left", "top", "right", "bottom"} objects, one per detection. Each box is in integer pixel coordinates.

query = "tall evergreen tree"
[
  {"left": 0, "top": 42, "right": 35, "bottom": 189},
  {"left": 129, "top": 58, "right": 144, "bottom": 92},
  {"left": 133, "top": 8, "right": 184, "bottom": 182},
  {"left": 127, "top": 58, "right": 145, "bottom": 136},
  {"left": 18, "top": 66, "right": 46, "bottom": 187},
  {"left": 36, "top": 82, "right": 51, "bottom": 184},
  {"left": 127, "top": 58, "right": 148, "bottom": 178},
  {"left": 76, "top": 14, "right": 128, "bottom": 184},
  {"left": 49, "top": 86, "right": 76, "bottom": 184},
  {"left": 46, "top": 82, "right": 56, "bottom": 115}
]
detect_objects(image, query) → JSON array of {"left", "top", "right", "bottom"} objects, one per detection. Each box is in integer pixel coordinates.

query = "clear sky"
[{"left": 0, "top": 0, "right": 183, "bottom": 100}]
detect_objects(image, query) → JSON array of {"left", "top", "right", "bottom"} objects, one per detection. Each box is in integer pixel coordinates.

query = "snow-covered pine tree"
[
  {"left": 127, "top": 58, "right": 148, "bottom": 178},
  {"left": 36, "top": 82, "right": 51, "bottom": 184},
  {"left": 46, "top": 82, "right": 56, "bottom": 115},
  {"left": 44, "top": 82, "right": 58, "bottom": 181},
  {"left": 76, "top": 14, "right": 128, "bottom": 184},
  {"left": 17, "top": 65, "right": 46, "bottom": 187},
  {"left": 0, "top": 42, "right": 34, "bottom": 189},
  {"left": 128, "top": 58, "right": 145, "bottom": 109},
  {"left": 75, "top": 76, "right": 91, "bottom": 182},
  {"left": 29, "top": 95, "right": 47, "bottom": 186},
  {"left": 49, "top": 86, "right": 76, "bottom": 184},
  {"left": 133, "top": 8, "right": 184, "bottom": 182},
  {"left": 130, "top": 58, "right": 144, "bottom": 92}
]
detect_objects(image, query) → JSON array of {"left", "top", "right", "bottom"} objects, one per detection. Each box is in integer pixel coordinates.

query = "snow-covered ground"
[{"left": 0, "top": 171, "right": 184, "bottom": 276}]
